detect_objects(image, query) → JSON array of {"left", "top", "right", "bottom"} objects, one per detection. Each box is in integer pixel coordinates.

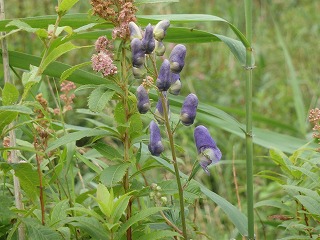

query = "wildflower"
[
  {"left": 95, "top": 36, "right": 113, "bottom": 52},
  {"left": 194, "top": 125, "right": 222, "bottom": 175},
  {"left": 142, "top": 24, "right": 155, "bottom": 54},
  {"left": 91, "top": 51, "right": 117, "bottom": 76},
  {"left": 153, "top": 19, "right": 170, "bottom": 41},
  {"left": 148, "top": 120, "right": 164, "bottom": 156},
  {"left": 169, "top": 72, "right": 181, "bottom": 95},
  {"left": 156, "top": 59, "right": 171, "bottom": 91},
  {"left": 155, "top": 40, "right": 166, "bottom": 56},
  {"left": 131, "top": 38, "right": 145, "bottom": 67},
  {"left": 129, "top": 21, "right": 142, "bottom": 40},
  {"left": 154, "top": 96, "right": 170, "bottom": 124},
  {"left": 180, "top": 93, "right": 198, "bottom": 126},
  {"left": 132, "top": 66, "right": 147, "bottom": 79},
  {"left": 169, "top": 44, "right": 186, "bottom": 73},
  {"left": 136, "top": 85, "right": 150, "bottom": 114}
]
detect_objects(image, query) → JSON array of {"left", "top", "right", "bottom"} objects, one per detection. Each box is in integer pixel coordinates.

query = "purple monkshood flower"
[
  {"left": 142, "top": 24, "right": 155, "bottom": 54},
  {"left": 156, "top": 59, "right": 171, "bottom": 91},
  {"left": 194, "top": 125, "right": 222, "bottom": 175},
  {"left": 148, "top": 120, "right": 164, "bottom": 156},
  {"left": 129, "top": 22, "right": 143, "bottom": 40},
  {"left": 131, "top": 38, "right": 145, "bottom": 67},
  {"left": 169, "top": 72, "right": 181, "bottom": 95},
  {"left": 154, "top": 94, "right": 170, "bottom": 124},
  {"left": 155, "top": 40, "right": 166, "bottom": 56},
  {"left": 180, "top": 93, "right": 198, "bottom": 126},
  {"left": 153, "top": 19, "right": 170, "bottom": 41},
  {"left": 169, "top": 44, "right": 186, "bottom": 74},
  {"left": 136, "top": 85, "right": 150, "bottom": 114}
]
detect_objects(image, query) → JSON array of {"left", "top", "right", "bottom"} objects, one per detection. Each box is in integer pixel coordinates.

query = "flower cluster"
[
  {"left": 90, "top": 0, "right": 137, "bottom": 40},
  {"left": 130, "top": 20, "right": 221, "bottom": 174},
  {"left": 308, "top": 108, "right": 320, "bottom": 151},
  {"left": 53, "top": 81, "right": 77, "bottom": 115},
  {"left": 91, "top": 36, "right": 117, "bottom": 77}
]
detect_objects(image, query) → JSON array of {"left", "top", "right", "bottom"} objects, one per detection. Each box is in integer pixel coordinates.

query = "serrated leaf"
[
  {"left": 46, "top": 129, "right": 109, "bottom": 152},
  {"left": 100, "top": 163, "right": 130, "bottom": 187},
  {"left": 88, "top": 87, "right": 114, "bottom": 112},
  {"left": 24, "top": 219, "right": 63, "bottom": 240},
  {"left": 138, "top": 230, "right": 180, "bottom": 240},
  {"left": 129, "top": 113, "right": 143, "bottom": 140},
  {"left": 116, "top": 207, "right": 167, "bottom": 239},
  {"left": 294, "top": 195, "right": 320, "bottom": 216},
  {"left": 2, "top": 83, "right": 19, "bottom": 105},
  {"left": 11, "top": 163, "right": 40, "bottom": 201},
  {"left": 112, "top": 194, "right": 131, "bottom": 223},
  {"left": 96, "top": 183, "right": 114, "bottom": 218},
  {"left": 50, "top": 199, "right": 69, "bottom": 227},
  {"left": 58, "top": 0, "right": 80, "bottom": 14},
  {"left": 93, "top": 142, "right": 123, "bottom": 160},
  {"left": 0, "top": 111, "right": 18, "bottom": 135},
  {"left": 60, "top": 61, "right": 91, "bottom": 81}
]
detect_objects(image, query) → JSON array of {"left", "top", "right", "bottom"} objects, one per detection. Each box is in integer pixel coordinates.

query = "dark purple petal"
[
  {"left": 155, "top": 41, "right": 166, "bottom": 56},
  {"left": 148, "top": 120, "right": 164, "bottom": 156},
  {"left": 153, "top": 20, "right": 170, "bottom": 41},
  {"left": 180, "top": 93, "right": 198, "bottom": 126},
  {"left": 136, "top": 85, "right": 150, "bottom": 114},
  {"left": 142, "top": 24, "right": 155, "bottom": 54},
  {"left": 131, "top": 38, "right": 145, "bottom": 67},
  {"left": 154, "top": 95, "right": 170, "bottom": 124},
  {"left": 169, "top": 44, "right": 186, "bottom": 73},
  {"left": 129, "top": 22, "right": 143, "bottom": 40},
  {"left": 156, "top": 59, "right": 171, "bottom": 91}
]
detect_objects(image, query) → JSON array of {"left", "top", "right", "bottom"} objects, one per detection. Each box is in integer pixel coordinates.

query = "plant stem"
[
  {"left": 159, "top": 92, "right": 187, "bottom": 239},
  {"left": 0, "top": 1, "right": 26, "bottom": 239},
  {"left": 244, "top": 0, "right": 255, "bottom": 239}
]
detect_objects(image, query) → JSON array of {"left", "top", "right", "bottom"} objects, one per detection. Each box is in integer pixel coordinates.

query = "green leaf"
[
  {"left": 58, "top": 0, "right": 80, "bottom": 15},
  {"left": 116, "top": 207, "right": 167, "bottom": 239},
  {"left": 96, "top": 184, "right": 114, "bottom": 218},
  {"left": 11, "top": 163, "right": 40, "bottom": 201},
  {"left": 0, "top": 111, "right": 17, "bottom": 135},
  {"left": 100, "top": 163, "right": 130, "bottom": 187},
  {"left": 93, "top": 142, "right": 123, "bottom": 160},
  {"left": 112, "top": 194, "right": 131, "bottom": 223},
  {"left": 129, "top": 113, "right": 143, "bottom": 140},
  {"left": 75, "top": 152, "right": 102, "bottom": 174},
  {"left": 2, "top": 83, "right": 19, "bottom": 105},
  {"left": 60, "top": 61, "right": 91, "bottom": 81},
  {"left": 254, "top": 199, "right": 292, "bottom": 212},
  {"left": 0, "top": 105, "right": 33, "bottom": 115},
  {"left": 49, "top": 199, "right": 69, "bottom": 227},
  {"left": 41, "top": 42, "right": 87, "bottom": 73},
  {"left": 6, "top": 19, "right": 37, "bottom": 33},
  {"left": 46, "top": 129, "right": 109, "bottom": 152},
  {"left": 88, "top": 87, "right": 115, "bottom": 112},
  {"left": 138, "top": 230, "right": 180, "bottom": 240},
  {"left": 24, "top": 219, "right": 63, "bottom": 240},
  {"left": 22, "top": 65, "right": 41, "bottom": 86},
  {"left": 294, "top": 195, "right": 320, "bottom": 216}
]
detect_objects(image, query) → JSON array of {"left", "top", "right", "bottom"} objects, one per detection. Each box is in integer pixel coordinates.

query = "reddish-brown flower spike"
[
  {"left": 148, "top": 120, "right": 164, "bottom": 156},
  {"left": 180, "top": 93, "right": 198, "bottom": 126}
]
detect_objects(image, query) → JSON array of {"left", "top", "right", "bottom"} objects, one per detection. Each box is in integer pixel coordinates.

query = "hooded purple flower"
[
  {"left": 154, "top": 95, "right": 170, "bottom": 124},
  {"left": 131, "top": 38, "right": 145, "bottom": 67},
  {"left": 153, "top": 19, "right": 170, "bottom": 41},
  {"left": 156, "top": 59, "right": 171, "bottom": 91},
  {"left": 180, "top": 93, "right": 198, "bottom": 126},
  {"left": 169, "top": 72, "right": 181, "bottom": 95},
  {"left": 142, "top": 24, "right": 155, "bottom": 54},
  {"left": 129, "top": 22, "right": 143, "bottom": 40},
  {"left": 194, "top": 125, "right": 222, "bottom": 175},
  {"left": 136, "top": 85, "right": 150, "bottom": 114},
  {"left": 148, "top": 120, "right": 164, "bottom": 156},
  {"left": 169, "top": 44, "right": 186, "bottom": 74}
]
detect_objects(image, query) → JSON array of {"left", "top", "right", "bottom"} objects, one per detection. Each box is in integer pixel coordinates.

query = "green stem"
[
  {"left": 244, "top": 0, "right": 255, "bottom": 239},
  {"left": 159, "top": 92, "right": 187, "bottom": 239}
]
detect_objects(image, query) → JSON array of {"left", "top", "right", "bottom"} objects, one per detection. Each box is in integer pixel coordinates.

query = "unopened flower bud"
[
  {"left": 194, "top": 125, "right": 222, "bottom": 175},
  {"left": 151, "top": 183, "right": 158, "bottom": 190},
  {"left": 142, "top": 24, "right": 155, "bottom": 54},
  {"left": 156, "top": 59, "right": 171, "bottom": 91},
  {"left": 153, "top": 19, "right": 170, "bottom": 41},
  {"left": 136, "top": 85, "right": 150, "bottom": 114},
  {"left": 180, "top": 93, "right": 198, "bottom": 126},
  {"left": 156, "top": 192, "right": 162, "bottom": 198},
  {"left": 169, "top": 73, "right": 181, "bottom": 95},
  {"left": 160, "top": 196, "right": 168, "bottom": 204},
  {"left": 131, "top": 38, "right": 145, "bottom": 67},
  {"left": 149, "top": 192, "right": 155, "bottom": 198},
  {"left": 155, "top": 41, "right": 166, "bottom": 56},
  {"left": 156, "top": 186, "right": 162, "bottom": 191},
  {"left": 169, "top": 44, "right": 186, "bottom": 73},
  {"left": 129, "top": 22, "right": 143, "bottom": 40},
  {"left": 148, "top": 120, "right": 164, "bottom": 156},
  {"left": 132, "top": 66, "right": 147, "bottom": 79}
]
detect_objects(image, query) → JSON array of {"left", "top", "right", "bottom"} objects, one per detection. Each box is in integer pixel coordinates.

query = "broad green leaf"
[
  {"left": 49, "top": 200, "right": 69, "bottom": 227},
  {"left": 88, "top": 87, "right": 114, "bottom": 112},
  {"left": 116, "top": 207, "right": 167, "bottom": 239},
  {"left": 0, "top": 111, "right": 17, "bottom": 135},
  {"left": 254, "top": 199, "right": 291, "bottom": 212},
  {"left": 58, "top": 0, "right": 80, "bottom": 15},
  {"left": 68, "top": 216, "right": 110, "bottom": 240},
  {"left": 24, "top": 219, "right": 63, "bottom": 240},
  {"left": 129, "top": 113, "right": 143, "bottom": 140},
  {"left": 0, "top": 105, "right": 33, "bottom": 115},
  {"left": 6, "top": 19, "right": 37, "bottom": 33},
  {"left": 22, "top": 65, "right": 41, "bottom": 86},
  {"left": 96, "top": 183, "right": 114, "bottom": 217},
  {"left": 283, "top": 185, "right": 320, "bottom": 202},
  {"left": 60, "top": 61, "right": 91, "bottom": 81},
  {"left": 100, "top": 163, "right": 130, "bottom": 187},
  {"left": 93, "top": 142, "right": 123, "bottom": 160},
  {"left": 0, "top": 195, "right": 15, "bottom": 222},
  {"left": 40, "top": 42, "right": 88, "bottom": 73},
  {"left": 46, "top": 129, "right": 109, "bottom": 152},
  {"left": 11, "top": 163, "right": 40, "bottom": 201},
  {"left": 2, "top": 83, "right": 19, "bottom": 105},
  {"left": 112, "top": 194, "right": 131, "bottom": 223},
  {"left": 294, "top": 195, "right": 320, "bottom": 216},
  {"left": 138, "top": 230, "right": 180, "bottom": 240}
]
